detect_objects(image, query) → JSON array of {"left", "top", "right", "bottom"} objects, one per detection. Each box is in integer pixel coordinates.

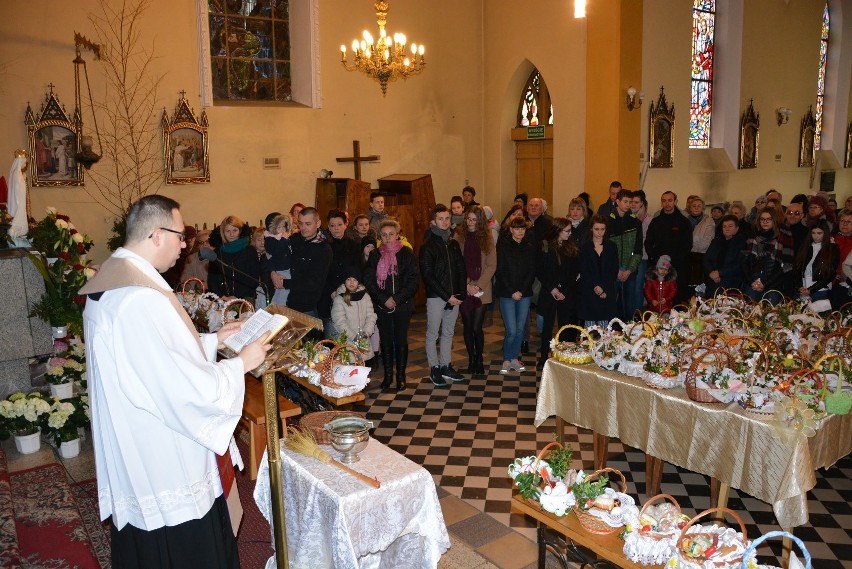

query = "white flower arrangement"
[{"left": 0, "top": 392, "right": 51, "bottom": 436}]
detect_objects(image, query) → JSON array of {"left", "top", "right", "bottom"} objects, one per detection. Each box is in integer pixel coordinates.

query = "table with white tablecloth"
[{"left": 254, "top": 438, "right": 450, "bottom": 569}]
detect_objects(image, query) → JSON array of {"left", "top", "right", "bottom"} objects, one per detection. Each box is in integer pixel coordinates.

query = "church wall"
[
  {"left": 481, "top": 1, "right": 587, "bottom": 219},
  {"left": 0, "top": 0, "right": 485, "bottom": 262},
  {"left": 640, "top": 0, "right": 851, "bottom": 210}
]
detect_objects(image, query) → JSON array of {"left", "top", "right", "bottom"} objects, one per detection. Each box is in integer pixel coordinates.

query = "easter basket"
[
  {"left": 815, "top": 354, "right": 852, "bottom": 416},
  {"left": 739, "top": 530, "right": 810, "bottom": 569},
  {"left": 571, "top": 467, "right": 637, "bottom": 535},
  {"left": 550, "top": 324, "right": 594, "bottom": 365},
  {"left": 642, "top": 340, "right": 682, "bottom": 389},
  {"left": 669, "top": 507, "right": 750, "bottom": 569},
  {"left": 683, "top": 347, "right": 734, "bottom": 404},
  {"left": 622, "top": 493, "right": 690, "bottom": 566},
  {"left": 508, "top": 441, "right": 577, "bottom": 517},
  {"left": 622, "top": 337, "right": 652, "bottom": 378}
]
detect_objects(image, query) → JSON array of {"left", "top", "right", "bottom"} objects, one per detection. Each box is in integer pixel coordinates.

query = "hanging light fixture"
[
  {"left": 340, "top": 1, "right": 426, "bottom": 96},
  {"left": 73, "top": 32, "right": 103, "bottom": 169}
]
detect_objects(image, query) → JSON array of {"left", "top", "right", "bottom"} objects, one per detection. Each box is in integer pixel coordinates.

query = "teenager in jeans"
[
  {"left": 495, "top": 217, "right": 536, "bottom": 374},
  {"left": 420, "top": 204, "right": 467, "bottom": 387}
]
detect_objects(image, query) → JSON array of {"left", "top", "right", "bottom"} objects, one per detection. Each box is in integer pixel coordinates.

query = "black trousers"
[
  {"left": 110, "top": 494, "right": 239, "bottom": 569},
  {"left": 538, "top": 298, "right": 575, "bottom": 361},
  {"left": 377, "top": 309, "right": 413, "bottom": 349}
]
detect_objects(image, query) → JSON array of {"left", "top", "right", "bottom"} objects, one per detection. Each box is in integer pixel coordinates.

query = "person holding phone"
[{"left": 420, "top": 204, "right": 467, "bottom": 387}]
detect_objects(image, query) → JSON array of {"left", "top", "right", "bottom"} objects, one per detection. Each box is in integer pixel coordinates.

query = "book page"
[{"left": 223, "top": 310, "right": 289, "bottom": 352}]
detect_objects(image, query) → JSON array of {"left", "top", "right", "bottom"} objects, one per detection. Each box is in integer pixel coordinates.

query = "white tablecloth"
[{"left": 254, "top": 438, "right": 450, "bottom": 569}]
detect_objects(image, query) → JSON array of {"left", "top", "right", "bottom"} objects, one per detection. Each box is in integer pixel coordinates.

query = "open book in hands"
[{"left": 223, "top": 309, "right": 289, "bottom": 353}]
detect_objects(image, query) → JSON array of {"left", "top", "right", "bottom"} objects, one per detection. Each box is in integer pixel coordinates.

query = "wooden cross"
[{"left": 336, "top": 140, "right": 380, "bottom": 180}]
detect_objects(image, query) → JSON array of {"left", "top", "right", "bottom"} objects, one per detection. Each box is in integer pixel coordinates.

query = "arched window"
[
  {"left": 815, "top": 2, "right": 829, "bottom": 150},
  {"left": 517, "top": 69, "right": 554, "bottom": 127},
  {"left": 208, "top": 0, "right": 292, "bottom": 102},
  {"left": 689, "top": 0, "right": 715, "bottom": 148}
]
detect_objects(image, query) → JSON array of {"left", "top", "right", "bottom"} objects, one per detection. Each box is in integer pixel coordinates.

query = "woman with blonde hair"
[
  {"left": 455, "top": 206, "right": 496, "bottom": 376},
  {"left": 204, "top": 215, "right": 268, "bottom": 301},
  {"left": 363, "top": 219, "right": 420, "bottom": 391}
]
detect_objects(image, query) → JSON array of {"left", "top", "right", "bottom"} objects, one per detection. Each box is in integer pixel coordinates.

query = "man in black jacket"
[
  {"left": 645, "top": 191, "right": 693, "bottom": 303},
  {"left": 420, "top": 204, "right": 466, "bottom": 386},
  {"left": 287, "top": 207, "right": 332, "bottom": 318}
]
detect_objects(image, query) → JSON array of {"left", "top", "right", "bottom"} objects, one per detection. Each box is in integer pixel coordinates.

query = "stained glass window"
[
  {"left": 209, "top": 0, "right": 292, "bottom": 102},
  {"left": 815, "top": 3, "right": 829, "bottom": 150},
  {"left": 689, "top": 0, "right": 715, "bottom": 148},
  {"left": 517, "top": 69, "right": 554, "bottom": 127}
]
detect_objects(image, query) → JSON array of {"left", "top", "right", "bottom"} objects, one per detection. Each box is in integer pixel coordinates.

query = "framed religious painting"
[
  {"left": 845, "top": 122, "right": 851, "bottom": 168},
  {"left": 162, "top": 92, "right": 210, "bottom": 184},
  {"left": 798, "top": 106, "right": 816, "bottom": 168},
  {"left": 649, "top": 87, "right": 675, "bottom": 168},
  {"left": 738, "top": 99, "right": 759, "bottom": 169},
  {"left": 24, "top": 87, "right": 84, "bottom": 187}
]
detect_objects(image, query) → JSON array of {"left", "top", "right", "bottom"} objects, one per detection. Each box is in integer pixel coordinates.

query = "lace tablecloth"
[
  {"left": 254, "top": 438, "right": 450, "bottom": 568},
  {"left": 536, "top": 360, "right": 852, "bottom": 529}
]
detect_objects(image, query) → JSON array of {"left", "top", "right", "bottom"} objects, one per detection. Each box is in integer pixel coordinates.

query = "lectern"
[{"left": 314, "top": 178, "right": 371, "bottom": 222}]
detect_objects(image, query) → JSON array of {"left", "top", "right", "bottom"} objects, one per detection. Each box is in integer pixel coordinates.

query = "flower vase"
[
  {"left": 59, "top": 438, "right": 81, "bottom": 459},
  {"left": 51, "top": 325, "right": 68, "bottom": 339},
  {"left": 14, "top": 429, "right": 41, "bottom": 455},
  {"left": 50, "top": 382, "right": 74, "bottom": 400}
]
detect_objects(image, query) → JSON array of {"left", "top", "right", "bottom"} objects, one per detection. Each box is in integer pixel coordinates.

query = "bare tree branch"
[{"left": 81, "top": 0, "right": 164, "bottom": 219}]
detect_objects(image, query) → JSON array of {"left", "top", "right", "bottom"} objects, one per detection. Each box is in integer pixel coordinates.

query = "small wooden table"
[
  {"left": 240, "top": 374, "right": 301, "bottom": 479},
  {"left": 512, "top": 494, "right": 658, "bottom": 569},
  {"left": 283, "top": 371, "right": 366, "bottom": 408}
]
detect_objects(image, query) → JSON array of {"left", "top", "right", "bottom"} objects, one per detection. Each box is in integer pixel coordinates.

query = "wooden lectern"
[
  {"left": 314, "top": 177, "right": 372, "bottom": 222},
  {"left": 377, "top": 174, "right": 435, "bottom": 253},
  {"left": 378, "top": 174, "right": 436, "bottom": 307}
]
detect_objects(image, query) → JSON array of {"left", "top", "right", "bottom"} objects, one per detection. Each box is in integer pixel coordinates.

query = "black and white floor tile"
[{"left": 352, "top": 313, "right": 852, "bottom": 569}]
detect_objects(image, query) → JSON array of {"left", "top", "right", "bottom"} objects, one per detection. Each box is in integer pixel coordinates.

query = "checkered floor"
[{"left": 351, "top": 312, "right": 852, "bottom": 569}]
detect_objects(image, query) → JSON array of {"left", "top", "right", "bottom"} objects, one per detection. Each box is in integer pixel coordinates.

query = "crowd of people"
[{"left": 164, "top": 183, "right": 852, "bottom": 385}]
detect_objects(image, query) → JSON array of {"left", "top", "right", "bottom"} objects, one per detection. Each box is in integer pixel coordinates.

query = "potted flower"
[
  {"left": 46, "top": 354, "right": 85, "bottom": 399},
  {"left": 41, "top": 395, "right": 90, "bottom": 459},
  {"left": 26, "top": 208, "right": 95, "bottom": 337},
  {"left": 0, "top": 207, "right": 12, "bottom": 249},
  {"left": 0, "top": 392, "right": 52, "bottom": 454}
]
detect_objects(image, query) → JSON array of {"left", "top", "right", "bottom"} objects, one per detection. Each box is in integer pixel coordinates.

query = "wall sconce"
[
  {"left": 776, "top": 107, "right": 792, "bottom": 126},
  {"left": 626, "top": 86, "right": 644, "bottom": 111}
]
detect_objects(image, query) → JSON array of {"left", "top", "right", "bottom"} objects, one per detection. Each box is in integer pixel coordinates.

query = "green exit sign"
[{"left": 527, "top": 126, "right": 545, "bottom": 139}]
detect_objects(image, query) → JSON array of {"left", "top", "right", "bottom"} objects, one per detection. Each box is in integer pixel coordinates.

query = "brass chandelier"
[{"left": 340, "top": 1, "right": 425, "bottom": 96}]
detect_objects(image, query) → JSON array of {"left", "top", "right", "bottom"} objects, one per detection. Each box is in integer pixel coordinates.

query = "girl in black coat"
[
  {"left": 794, "top": 219, "right": 839, "bottom": 311},
  {"left": 495, "top": 217, "right": 536, "bottom": 373},
  {"left": 537, "top": 217, "right": 580, "bottom": 366},
  {"left": 363, "top": 220, "right": 420, "bottom": 391},
  {"left": 578, "top": 215, "right": 619, "bottom": 327}
]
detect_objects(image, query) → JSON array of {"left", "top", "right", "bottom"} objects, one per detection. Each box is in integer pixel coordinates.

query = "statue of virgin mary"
[{"left": 8, "top": 149, "right": 31, "bottom": 246}]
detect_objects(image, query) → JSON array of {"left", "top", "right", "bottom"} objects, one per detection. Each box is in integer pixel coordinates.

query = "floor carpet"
[{"left": 10, "top": 463, "right": 101, "bottom": 569}]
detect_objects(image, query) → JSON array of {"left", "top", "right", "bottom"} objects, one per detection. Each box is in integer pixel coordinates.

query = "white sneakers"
[{"left": 500, "top": 360, "right": 526, "bottom": 373}]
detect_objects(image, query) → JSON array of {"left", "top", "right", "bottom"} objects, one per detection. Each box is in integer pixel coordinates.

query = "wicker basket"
[
  {"left": 223, "top": 298, "right": 254, "bottom": 322},
  {"left": 180, "top": 277, "right": 206, "bottom": 294},
  {"left": 674, "top": 507, "right": 749, "bottom": 569},
  {"left": 623, "top": 493, "right": 689, "bottom": 565},
  {"left": 741, "top": 530, "right": 811, "bottom": 569},
  {"left": 550, "top": 324, "right": 594, "bottom": 365},
  {"left": 316, "top": 342, "right": 366, "bottom": 388},
  {"left": 683, "top": 346, "right": 731, "bottom": 404},
  {"left": 509, "top": 441, "right": 575, "bottom": 516},
  {"left": 299, "top": 410, "right": 367, "bottom": 444},
  {"left": 571, "top": 467, "right": 628, "bottom": 535}
]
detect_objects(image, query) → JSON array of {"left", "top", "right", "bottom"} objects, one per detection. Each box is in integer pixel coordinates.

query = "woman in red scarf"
[
  {"left": 363, "top": 220, "right": 420, "bottom": 391},
  {"left": 455, "top": 206, "right": 496, "bottom": 376}
]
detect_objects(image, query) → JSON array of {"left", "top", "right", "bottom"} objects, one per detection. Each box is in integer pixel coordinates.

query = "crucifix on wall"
[{"left": 336, "top": 140, "right": 380, "bottom": 180}]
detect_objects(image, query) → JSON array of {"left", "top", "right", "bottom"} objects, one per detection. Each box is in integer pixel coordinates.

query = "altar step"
[{"left": 0, "top": 446, "right": 104, "bottom": 569}]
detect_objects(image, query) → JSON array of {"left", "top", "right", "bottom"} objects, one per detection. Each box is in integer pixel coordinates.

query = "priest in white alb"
[{"left": 80, "top": 195, "right": 271, "bottom": 569}]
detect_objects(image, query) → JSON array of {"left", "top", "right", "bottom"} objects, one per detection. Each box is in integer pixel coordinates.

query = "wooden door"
[{"left": 511, "top": 125, "right": 554, "bottom": 207}]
